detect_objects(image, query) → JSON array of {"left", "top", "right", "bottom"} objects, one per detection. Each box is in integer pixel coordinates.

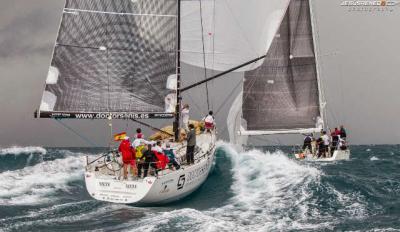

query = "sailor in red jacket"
[
  {"left": 118, "top": 136, "right": 136, "bottom": 180},
  {"left": 152, "top": 141, "right": 169, "bottom": 170}
]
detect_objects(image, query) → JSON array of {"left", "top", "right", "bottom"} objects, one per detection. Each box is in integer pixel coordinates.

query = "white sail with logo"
[{"left": 37, "top": 0, "right": 178, "bottom": 119}]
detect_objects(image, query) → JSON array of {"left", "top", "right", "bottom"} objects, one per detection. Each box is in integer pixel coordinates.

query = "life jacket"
[
  {"left": 154, "top": 152, "right": 169, "bottom": 170},
  {"left": 135, "top": 145, "right": 145, "bottom": 159},
  {"left": 131, "top": 147, "right": 136, "bottom": 159}
]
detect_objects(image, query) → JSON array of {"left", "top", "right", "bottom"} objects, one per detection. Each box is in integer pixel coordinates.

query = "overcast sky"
[{"left": 0, "top": 0, "right": 399, "bottom": 147}]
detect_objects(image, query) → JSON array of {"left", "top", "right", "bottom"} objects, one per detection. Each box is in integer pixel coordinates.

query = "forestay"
[
  {"left": 241, "top": 0, "right": 323, "bottom": 135},
  {"left": 38, "top": 0, "right": 178, "bottom": 119}
]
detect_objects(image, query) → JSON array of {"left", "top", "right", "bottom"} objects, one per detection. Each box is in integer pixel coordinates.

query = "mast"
[
  {"left": 309, "top": 0, "right": 326, "bottom": 129},
  {"left": 173, "top": 0, "right": 182, "bottom": 141}
]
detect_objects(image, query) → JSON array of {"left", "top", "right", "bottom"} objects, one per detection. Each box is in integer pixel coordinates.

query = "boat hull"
[
  {"left": 85, "top": 133, "right": 216, "bottom": 205},
  {"left": 295, "top": 149, "right": 351, "bottom": 161}
]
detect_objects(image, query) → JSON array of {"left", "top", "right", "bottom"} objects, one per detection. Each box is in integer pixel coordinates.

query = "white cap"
[{"left": 124, "top": 136, "right": 130, "bottom": 140}]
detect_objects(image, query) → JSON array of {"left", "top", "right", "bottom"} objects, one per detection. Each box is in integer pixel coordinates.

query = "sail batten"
[
  {"left": 38, "top": 0, "right": 178, "bottom": 119},
  {"left": 241, "top": 0, "right": 323, "bottom": 133}
]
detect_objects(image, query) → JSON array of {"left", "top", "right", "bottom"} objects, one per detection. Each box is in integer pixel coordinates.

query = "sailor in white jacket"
[
  {"left": 203, "top": 111, "right": 215, "bottom": 133},
  {"left": 181, "top": 104, "right": 190, "bottom": 132}
]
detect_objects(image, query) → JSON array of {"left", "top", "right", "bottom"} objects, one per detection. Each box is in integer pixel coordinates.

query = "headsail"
[
  {"left": 181, "top": 0, "right": 290, "bottom": 72},
  {"left": 240, "top": 0, "right": 323, "bottom": 135},
  {"left": 37, "top": 0, "right": 178, "bottom": 119}
]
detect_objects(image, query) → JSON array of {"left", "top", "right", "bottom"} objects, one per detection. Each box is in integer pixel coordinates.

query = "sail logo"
[
  {"left": 177, "top": 175, "right": 185, "bottom": 190},
  {"left": 160, "top": 185, "right": 170, "bottom": 194}
]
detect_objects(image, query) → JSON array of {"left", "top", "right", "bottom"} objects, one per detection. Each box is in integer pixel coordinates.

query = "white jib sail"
[{"left": 181, "top": 0, "right": 291, "bottom": 72}]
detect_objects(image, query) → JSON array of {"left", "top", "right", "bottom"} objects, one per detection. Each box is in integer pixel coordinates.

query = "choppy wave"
[
  {"left": 118, "top": 142, "right": 368, "bottom": 231},
  {"left": 1, "top": 145, "right": 398, "bottom": 231},
  {"left": 0, "top": 156, "right": 83, "bottom": 205},
  {"left": 0, "top": 146, "right": 47, "bottom": 156}
]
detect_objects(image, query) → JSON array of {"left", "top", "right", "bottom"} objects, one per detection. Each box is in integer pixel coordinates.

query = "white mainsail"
[{"left": 37, "top": 0, "right": 178, "bottom": 119}]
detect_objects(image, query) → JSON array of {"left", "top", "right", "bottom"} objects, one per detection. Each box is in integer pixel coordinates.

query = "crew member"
[
  {"left": 181, "top": 104, "right": 190, "bottom": 132},
  {"left": 135, "top": 142, "right": 146, "bottom": 178},
  {"left": 135, "top": 128, "right": 143, "bottom": 139},
  {"left": 141, "top": 144, "right": 158, "bottom": 177},
  {"left": 321, "top": 131, "right": 330, "bottom": 158},
  {"left": 340, "top": 125, "right": 347, "bottom": 140},
  {"left": 186, "top": 124, "right": 196, "bottom": 165},
  {"left": 118, "top": 136, "right": 135, "bottom": 180},
  {"left": 203, "top": 111, "right": 215, "bottom": 133},
  {"left": 303, "top": 134, "right": 313, "bottom": 153},
  {"left": 164, "top": 143, "right": 180, "bottom": 170},
  {"left": 331, "top": 128, "right": 339, "bottom": 155},
  {"left": 316, "top": 137, "right": 324, "bottom": 158}
]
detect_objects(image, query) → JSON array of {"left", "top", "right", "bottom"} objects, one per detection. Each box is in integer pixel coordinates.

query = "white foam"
[
  {"left": 0, "top": 156, "right": 83, "bottom": 205},
  {"left": 370, "top": 156, "right": 379, "bottom": 161},
  {"left": 0, "top": 146, "right": 47, "bottom": 156},
  {"left": 3, "top": 202, "right": 135, "bottom": 231},
  {"left": 124, "top": 142, "right": 369, "bottom": 231},
  {"left": 118, "top": 143, "right": 332, "bottom": 231},
  {"left": 0, "top": 144, "right": 369, "bottom": 230}
]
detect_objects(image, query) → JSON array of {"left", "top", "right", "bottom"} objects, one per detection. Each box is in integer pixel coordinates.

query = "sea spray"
[
  {"left": 126, "top": 143, "right": 334, "bottom": 231},
  {"left": 0, "top": 146, "right": 47, "bottom": 156},
  {"left": 0, "top": 156, "right": 83, "bottom": 205}
]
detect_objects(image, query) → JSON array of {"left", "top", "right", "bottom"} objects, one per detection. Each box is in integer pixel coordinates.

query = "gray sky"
[{"left": 0, "top": 0, "right": 399, "bottom": 147}]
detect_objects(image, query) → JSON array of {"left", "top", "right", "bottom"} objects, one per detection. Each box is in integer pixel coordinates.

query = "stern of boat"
[{"left": 85, "top": 169, "right": 156, "bottom": 204}]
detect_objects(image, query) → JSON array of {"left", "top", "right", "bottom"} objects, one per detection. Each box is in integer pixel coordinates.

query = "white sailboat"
[
  {"left": 226, "top": 0, "right": 351, "bottom": 161},
  {"left": 34, "top": 0, "right": 220, "bottom": 204}
]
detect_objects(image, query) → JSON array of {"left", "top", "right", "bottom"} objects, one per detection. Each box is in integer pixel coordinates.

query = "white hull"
[
  {"left": 84, "top": 133, "right": 216, "bottom": 205},
  {"left": 295, "top": 149, "right": 350, "bottom": 162}
]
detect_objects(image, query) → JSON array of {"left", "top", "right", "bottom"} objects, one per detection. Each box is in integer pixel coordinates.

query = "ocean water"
[{"left": 0, "top": 144, "right": 400, "bottom": 231}]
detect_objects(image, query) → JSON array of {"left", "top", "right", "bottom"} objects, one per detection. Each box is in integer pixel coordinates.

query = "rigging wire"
[
  {"left": 199, "top": 0, "right": 210, "bottom": 110},
  {"left": 211, "top": 0, "right": 216, "bottom": 110},
  {"left": 54, "top": 119, "right": 100, "bottom": 147},
  {"left": 214, "top": 79, "right": 241, "bottom": 116}
]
